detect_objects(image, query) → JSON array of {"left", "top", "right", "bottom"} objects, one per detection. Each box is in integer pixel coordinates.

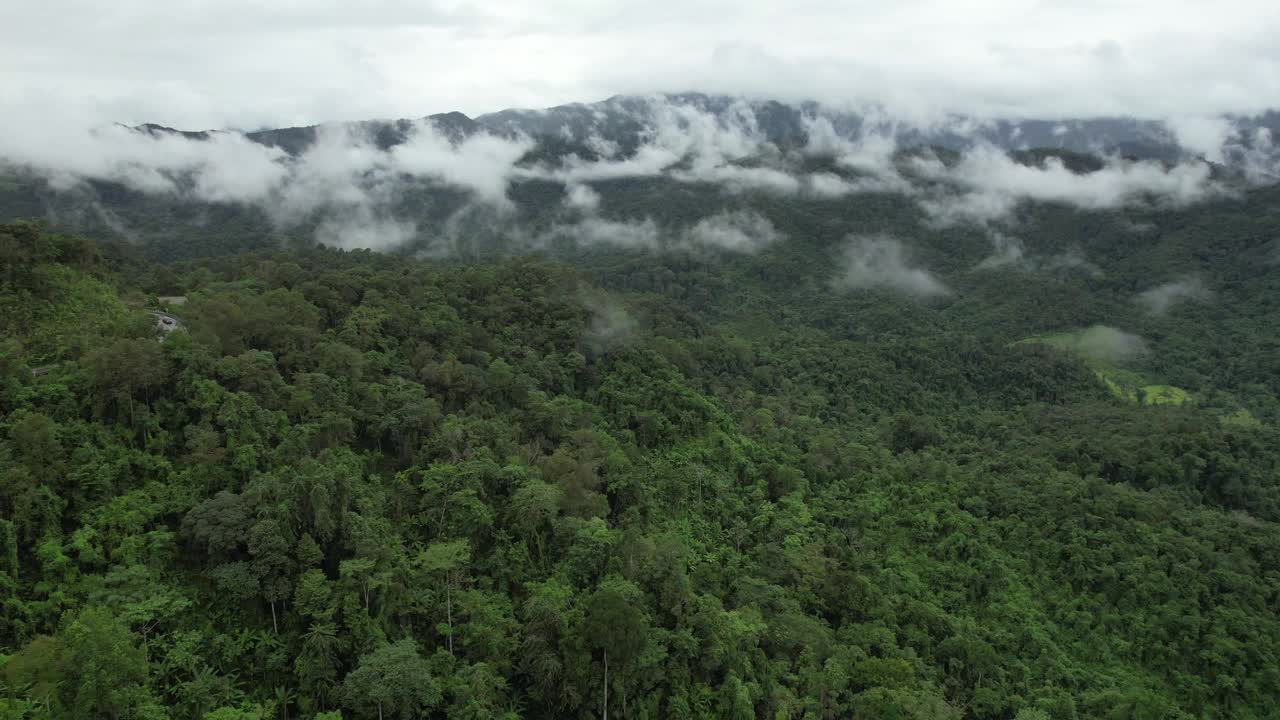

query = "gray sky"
[{"left": 2, "top": 0, "right": 1277, "bottom": 129}]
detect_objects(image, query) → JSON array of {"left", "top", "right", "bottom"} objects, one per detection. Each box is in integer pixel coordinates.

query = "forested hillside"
[{"left": 2, "top": 188, "right": 1279, "bottom": 720}]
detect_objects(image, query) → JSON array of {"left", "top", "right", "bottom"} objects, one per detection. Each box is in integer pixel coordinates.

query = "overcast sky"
[{"left": 2, "top": 0, "right": 1278, "bottom": 130}]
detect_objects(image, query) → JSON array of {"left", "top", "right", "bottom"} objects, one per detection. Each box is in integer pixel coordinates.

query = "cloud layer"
[{"left": 4, "top": 0, "right": 1279, "bottom": 130}]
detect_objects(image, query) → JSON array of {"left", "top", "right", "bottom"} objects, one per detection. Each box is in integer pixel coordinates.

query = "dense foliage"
[{"left": 1, "top": 176, "right": 1279, "bottom": 720}]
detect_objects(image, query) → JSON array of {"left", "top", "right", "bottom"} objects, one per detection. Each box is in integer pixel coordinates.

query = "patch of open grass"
[
  {"left": 1140, "top": 384, "right": 1192, "bottom": 406},
  {"left": 1021, "top": 328, "right": 1198, "bottom": 408}
]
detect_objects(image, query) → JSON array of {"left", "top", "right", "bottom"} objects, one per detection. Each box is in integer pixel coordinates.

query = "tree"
[
  {"left": 84, "top": 338, "right": 172, "bottom": 430},
  {"left": 370, "top": 378, "right": 440, "bottom": 462},
  {"left": 417, "top": 540, "right": 471, "bottom": 656},
  {"left": 247, "top": 519, "right": 294, "bottom": 633},
  {"left": 342, "top": 639, "right": 440, "bottom": 720},
  {"left": 583, "top": 577, "right": 651, "bottom": 720},
  {"left": 182, "top": 491, "right": 252, "bottom": 559},
  {"left": 507, "top": 478, "right": 562, "bottom": 565},
  {"left": 3, "top": 607, "right": 160, "bottom": 719}
]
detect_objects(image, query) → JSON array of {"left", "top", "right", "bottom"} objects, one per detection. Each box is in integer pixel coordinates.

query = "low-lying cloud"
[
  {"left": 1136, "top": 276, "right": 1210, "bottom": 314},
  {"left": 913, "top": 145, "right": 1218, "bottom": 225},
  {"left": 1071, "top": 325, "right": 1149, "bottom": 364},
  {"left": 2, "top": 116, "right": 536, "bottom": 249},
  {"left": 546, "top": 209, "right": 782, "bottom": 255},
  {"left": 683, "top": 210, "right": 781, "bottom": 253},
  {"left": 582, "top": 294, "right": 638, "bottom": 355},
  {"left": 975, "top": 232, "right": 1027, "bottom": 270},
  {"left": 316, "top": 213, "right": 417, "bottom": 251},
  {"left": 973, "top": 232, "right": 1103, "bottom": 277},
  {"left": 551, "top": 217, "right": 662, "bottom": 250},
  {"left": 563, "top": 183, "right": 602, "bottom": 211},
  {"left": 803, "top": 117, "right": 913, "bottom": 194},
  {"left": 834, "top": 235, "right": 949, "bottom": 297}
]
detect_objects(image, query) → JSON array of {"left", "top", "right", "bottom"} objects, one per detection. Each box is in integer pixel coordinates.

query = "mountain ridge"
[{"left": 134, "top": 92, "right": 1280, "bottom": 165}]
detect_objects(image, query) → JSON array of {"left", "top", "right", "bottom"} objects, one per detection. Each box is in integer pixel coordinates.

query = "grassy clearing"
[{"left": 1020, "top": 328, "right": 1197, "bottom": 408}]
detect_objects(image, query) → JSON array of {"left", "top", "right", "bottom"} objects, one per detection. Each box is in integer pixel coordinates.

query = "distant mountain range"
[
  {"left": 140, "top": 92, "right": 1280, "bottom": 165},
  {"left": 5, "top": 92, "right": 1279, "bottom": 262}
]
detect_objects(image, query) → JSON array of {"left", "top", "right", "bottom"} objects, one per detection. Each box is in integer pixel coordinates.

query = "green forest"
[{"left": 1, "top": 160, "right": 1280, "bottom": 720}]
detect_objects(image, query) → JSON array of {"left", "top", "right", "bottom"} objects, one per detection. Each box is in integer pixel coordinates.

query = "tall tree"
[{"left": 342, "top": 639, "right": 439, "bottom": 720}]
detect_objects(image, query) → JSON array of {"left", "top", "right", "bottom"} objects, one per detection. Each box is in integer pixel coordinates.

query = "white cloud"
[
  {"left": 533, "top": 97, "right": 774, "bottom": 185},
  {"left": 584, "top": 297, "right": 637, "bottom": 352},
  {"left": 684, "top": 210, "right": 780, "bottom": 252},
  {"left": 975, "top": 232, "right": 1026, "bottom": 270},
  {"left": 803, "top": 116, "right": 912, "bottom": 193},
  {"left": 2, "top": 0, "right": 1279, "bottom": 135},
  {"left": 1166, "top": 116, "right": 1235, "bottom": 163},
  {"left": 544, "top": 209, "right": 786, "bottom": 255},
  {"left": 0, "top": 120, "right": 290, "bottom": 202},
  {"left": 1071, "top": 326, "right": 1149, "bottom": 363},
  {"left": 555, "top": 217, "right": 661, "bottom": 249},
  {"left": 673, "top": 164, "right": 802, "bottom": 194},
  {"left": 915, "top": 145, "right": 1219, "bottom": 225},
  {"left": 269, "top": 124, "right": 390, "bottom": 224},
  {"left": 0, "top": 115, "right": 539, "bottom": 250},
  {"left": 391, "top": 124, "right": 533, "bottom": 206},
  {"left": 316, "top": 212, "right": 417, "bottom": 251},
  {"left": 807, "top": 172, "right": 854, "bottom": 197},
  {"left": 834, "top": 235, "right": 949, "bottom": 297},
  {"left": 1165, "top": 116, "right": 1279, "bottom": 180},
  {"left": 1136, "top": 276, "right": 1210, "bottom": 314},
  {"left": 563, "top": 183, "right": 601, "bottom": 211}
]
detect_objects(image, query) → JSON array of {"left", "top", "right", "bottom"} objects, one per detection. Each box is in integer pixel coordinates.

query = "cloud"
[
  {"left": 526, "top": 99, "right": 920, "bottom": 199},
  {"left": 834, "top": 235, "right": 949, "bottom": 297},
  {"left": 1231, "top": 125, "right": 1280, "bottom": 182},
  {"left": 594, "top": 10, "right": 1280, "bottom": 123},
  {"left": 391, "top": 124, "right": 533, "bottom": 206},
  {"left": 534, "top": 97, "right": 779, "bottom": 187},
  {"left": 1042, "top": 248, "right": 1104, "bottom": 278},
  {"left": 1121, "top": 220, "right": 1158, "bottom": 234},
  {"left": 683, "top": 210, "right": 781, "bottom": 253},
  {"left": 914, "top": 144, "right": 1218, "bottom": 225},
  {"left": 1071, "top": 325, "right": 1149, "bottom": 363},
  {"left": 1166, "top": 116, "right": 1235, "bottom": 163},
  {"left": 528, "top": 97, "right": 924, "bottom": 198},
  {"left": 269, "top": 123, "right": 391, "bottom": 224},
  {"left": 316, "top": 213, "right": 417, "bottom": 251},
  {"left": 538, "top": 144, "right": 680, "bottom": 183},
  {"left": 1136, "top": 276, "right": 1210, "bottom": 314},
  {"left": 583, "top": 295, "right": 638, "bottom": 355},
  {"left": 802, "top": 116, "right": 913, "bottom": 193},
  {"left": 807, "top": 172, "right": 857, "bottom": 197},
  {"left": 551, "top": 217, "right": 661, "bottom": 250},
  {"left": 971, "top": 232, "right": 1103, "bottom": 277},
  {"left": 0, "top": 120, "right": 290, "bottom": 203},
  {"left": 4, "top": 0, "right": 1280, "bottom": 143},
  {"left": 672, "top": 164, "right": 802, "bottom": 194},
  {"left": 563, "top": 183, "right": 601, "bottom": 211},
  {"left": 1, "top": 115, "right": 539, "bottom": 249},
  {"left": 975, "top": 232, "right": 1027, "bottom": 270},
  {"left": 543, "top": 209, "right": 787, "bottom": 255}
]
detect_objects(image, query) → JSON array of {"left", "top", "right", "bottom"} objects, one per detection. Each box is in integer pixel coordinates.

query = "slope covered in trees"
[{"left": 1, "top": 204, "right": 1279, "bottom": 720}]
